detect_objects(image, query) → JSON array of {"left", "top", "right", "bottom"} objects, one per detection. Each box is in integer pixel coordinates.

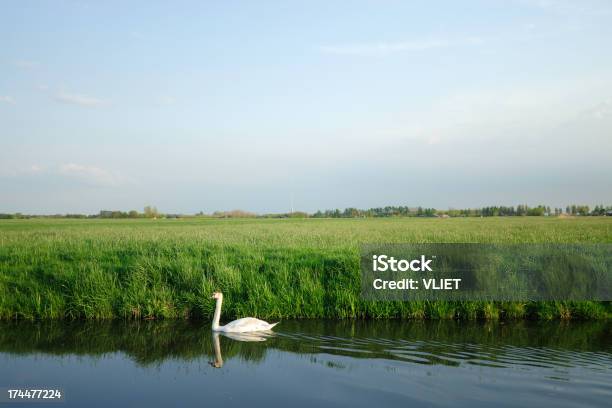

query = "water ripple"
[{"left": 277, "top": 331, "right": 612, "bottom": 372}]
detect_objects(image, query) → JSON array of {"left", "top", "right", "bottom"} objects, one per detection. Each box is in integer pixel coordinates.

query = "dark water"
[{"left": 0, "top": 320, "right": 610, "bottom": 407}]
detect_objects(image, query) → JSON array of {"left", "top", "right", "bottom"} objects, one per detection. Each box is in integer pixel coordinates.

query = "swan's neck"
[
  {"left": 212, "top": 333, "right": 223, "bottom": 367},
  {"left": 212, "top": 296, "right": 223, "bottom": 330}
]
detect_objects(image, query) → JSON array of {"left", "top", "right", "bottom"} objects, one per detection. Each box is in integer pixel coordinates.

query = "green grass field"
[{"left": 0, "top": 217, "right": 610, "bottom": 320}]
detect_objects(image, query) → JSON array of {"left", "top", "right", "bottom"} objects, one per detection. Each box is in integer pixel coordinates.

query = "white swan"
[
  {"left": 211, "top": 292, "right": 279, "bottom": 333},
  {"left": 209, "top": 331, "right": 272, "bottom": 368}
]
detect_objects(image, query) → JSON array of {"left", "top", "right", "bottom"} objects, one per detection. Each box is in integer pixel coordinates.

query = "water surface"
[{"left": 0, "top": 320, "right": 610, "bottom": 407}]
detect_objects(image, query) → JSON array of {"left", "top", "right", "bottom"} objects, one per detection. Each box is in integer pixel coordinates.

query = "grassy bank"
[{"left": 0, "top": 217, "right": 610, "bottom": 320}]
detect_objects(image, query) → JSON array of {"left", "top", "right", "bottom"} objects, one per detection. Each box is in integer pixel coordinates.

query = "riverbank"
[{"left": 0, "top": 218, "right": 610, "bottom": 320}]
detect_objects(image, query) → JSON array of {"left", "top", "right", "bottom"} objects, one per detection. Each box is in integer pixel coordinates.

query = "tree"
[{"left": 144, "top": 205, "right": 159, "bottom": 218}]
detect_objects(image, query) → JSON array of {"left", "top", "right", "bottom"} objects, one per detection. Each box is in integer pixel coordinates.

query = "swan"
[
  {"left": 209, "top": 331, "right": 272, "bottom": 368},
  {"left": 211, "top": 292, "right": 279, "bottom": 333},
  {"left": 221, "top": 331, "right": 271, "bottom": 342},
  {"left": 210, "top": 333, "right": 224, "bottom": 368}
]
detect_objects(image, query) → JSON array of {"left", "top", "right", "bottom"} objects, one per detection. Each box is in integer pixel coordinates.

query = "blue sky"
[{"left": 1, "top": 0, "right": 611, "bottom": 214}]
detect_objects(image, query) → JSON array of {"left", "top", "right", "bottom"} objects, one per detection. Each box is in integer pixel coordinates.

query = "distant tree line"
[
  {"left": 211, "top": 209, "right": 257, "bottom": 218},
  {"left": 309, "top": 204, "right": 612, "bottom": 218},
  {"left": 311, "top": 206, "right": 437, "bottom": 218},
  {"left": 1, "top": 204, "right": 612, "bottom": 220},
  {"left": 0, "top": 213, "right": 91, "bottom": 219},
  {"left": 0, "top": 205, "right": 165, "bottom": 219}
]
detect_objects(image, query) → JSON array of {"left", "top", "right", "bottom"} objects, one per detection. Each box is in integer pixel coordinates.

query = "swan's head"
[
  {"left": 209, "top": 359, "right": 223, "bottom": 368},
  {"left": 211, "top": 292, "right": 223, "bottom": 299}
]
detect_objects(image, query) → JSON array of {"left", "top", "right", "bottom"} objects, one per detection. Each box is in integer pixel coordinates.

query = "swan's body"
[
  {"left": 211, "top": 292, "right": 279, "bottom": 333},
  {"left": 221, "top": 331, "right": 271, "bottom": 342},
  {"left": 210, "top": 331, "right": 272, "bottom": 368}
]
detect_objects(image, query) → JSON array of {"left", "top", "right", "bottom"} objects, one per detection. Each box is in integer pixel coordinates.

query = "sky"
[{"left": 1, "top": 0, "right": 611, "bottom": 214}]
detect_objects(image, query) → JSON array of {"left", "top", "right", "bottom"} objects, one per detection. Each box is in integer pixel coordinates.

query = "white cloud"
[
  {"left": 319, "top": 37, "right": 484, "bottom": 57},
  {"left": 367, "top": 77, "right": 612, "bottom": 153},
  {"left": 517, "top": 0, "right": 612, "bottom": 16},
  {"left": 427, "top": 135, "right": 442, "bottom": 145},
  {"left": 0, "top": 164, "right": 44, "bottom": 177},
  {"left": 0, "top": 96, "right": 15, "bottom": 104},
  {"left": 12, "top": 59, "right": 38, "bottom": 69},
  {"left": 584, "top": 99, "right": 612, "bottom": 119},
  {"left": 58, "top": 163, "right": 125, "bottom": 186},
  {"left": 55, "top": 92, "right": 105, "bottom": 107},
  {"left": 130, "top": 31, "right": 147, "bottom": 40},
  {"left": 0, "top": 163, "right": 129, "bottom": 188},
  {"left": 156, "top": 96, "right": 176, "bottom": 105}
]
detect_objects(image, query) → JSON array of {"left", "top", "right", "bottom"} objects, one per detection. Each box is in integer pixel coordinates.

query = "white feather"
[{"left": 211, "top": 293, "right": 279, "bottom": 333}]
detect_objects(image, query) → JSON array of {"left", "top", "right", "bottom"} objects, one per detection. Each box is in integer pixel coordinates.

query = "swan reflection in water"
[{"left": 210, "top": 331, "right": 274, "bottom": 368}]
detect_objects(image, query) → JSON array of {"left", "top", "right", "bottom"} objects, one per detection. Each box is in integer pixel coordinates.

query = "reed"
[{"left": 0, "top": 217, "right": 610, "bottom": 320}]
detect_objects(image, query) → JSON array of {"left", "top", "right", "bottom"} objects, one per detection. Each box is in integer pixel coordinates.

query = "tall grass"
[{"left": 0, "top": 217, "right": 610, "bottom": 320}]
